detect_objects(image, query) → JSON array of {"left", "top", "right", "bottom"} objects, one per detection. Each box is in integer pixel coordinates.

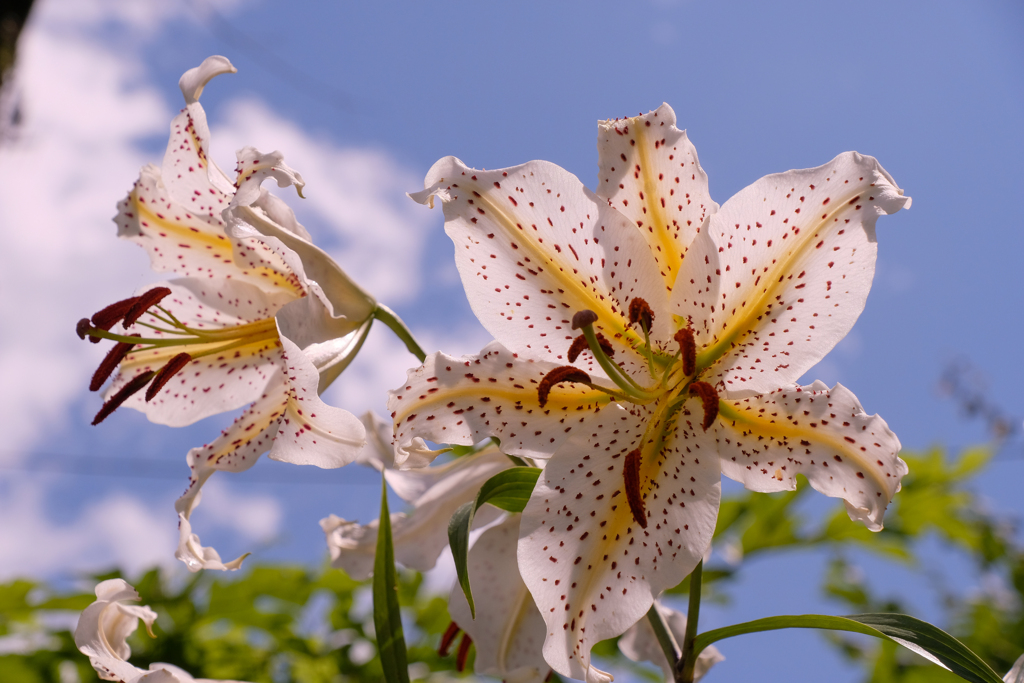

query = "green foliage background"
[{"left": 1, "top": 447, "right": 1020, "bottom": 682}]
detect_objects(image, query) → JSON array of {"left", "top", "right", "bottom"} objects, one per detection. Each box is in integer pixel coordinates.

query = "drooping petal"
[
  {"left": 596, "top": 103, "right": 717, "bottom": 292},
  {"left": 715, "top": 381, "right": 905, "bottom": 531},
  {"left": 168, "top": 57, "right": 237, "bottom": 204},
  {"left": 232, "top": 146, "right": 306, "bottom": 208},
  {"left": 105, "top": 278, "right": 289, "bottom": 427},
  {"left": 321, "top": 446, "right": 510, "bottom": 579},
  {"left": 412, "top": 156, "right": 673, "bottom": 376},
  {"left": 354, "top": 411, "right": 436, "bottom": 476},
  {"left": 448, "top": 516, "right": 549, "bottom": 683},
  {"left": 517, "top": 404, "right": 721, "bottom": 683},
  {"left": 618, "top": 602, "right": 724, "bottom": 682},
  {"left": 75, "top": 578, "right": 252, "bottom": 682},
  {"left": 226, "top": 200, "right": 376, "bottom": 350},
  {"left": 672, "top": 152, "right": 910, "bottom": 396},
  {"left": 115, "top": 166, "right": 303, "bottom": 294},
  {"left": 388, "top": 341, "right": 617, "bottom": 463},
  {"left": 175, "top": 511, "right": 248, "bottom": 572},
  {"left": 174, "top": 338, "right": 364, "bottom": 571},
  {"left": 74, "top": 579, "right": 157, "bottom": 682}
]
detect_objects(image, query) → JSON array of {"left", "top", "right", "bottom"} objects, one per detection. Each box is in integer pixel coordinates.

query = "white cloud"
[
  {"left": 0, "top": 10, "right": 171, "bottom": 461},
  {"left": 196, "top": 477, "right": 282, "bottom": 543}
]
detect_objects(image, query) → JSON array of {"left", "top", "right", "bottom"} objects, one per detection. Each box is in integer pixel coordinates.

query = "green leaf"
[
  {"left": 448, "top": 467, "right": 542, "bottom": 618},
  {"left": 689, "top": 613, "right": 1003, "bottom": 683},
  {"left": 373, "top": 476, "right": 410, "bottom": 683}
]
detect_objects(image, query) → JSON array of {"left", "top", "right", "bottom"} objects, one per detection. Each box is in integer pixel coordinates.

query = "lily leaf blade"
[
  {"left": 690, "top": 613, "right": 1002, "bottom": 683},
  {"left": 373, "top": 477, "right": 410, "bottom": 683}
]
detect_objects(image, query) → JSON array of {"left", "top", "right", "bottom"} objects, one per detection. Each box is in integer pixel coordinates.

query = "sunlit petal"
[
  {"left": 597, "top": 103, "right": 717, "bottom": 292},
  {"left": 716, "top": 381, "right": 905, "bottom": 530},
  {"left": 389, "top": 341, "right": 616, "bottom": 462},
  {"left": 672, "top": 152, "right": 911, "bottom": 395}
]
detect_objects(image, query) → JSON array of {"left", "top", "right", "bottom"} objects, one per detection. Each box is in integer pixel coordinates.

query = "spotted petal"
[
  {"left": 448, "top": 516, "right": 548, "bottom": 683},
  {"left": 389, "top": 341, "right": 616, "bottom": 463},
  {"left": 175, "top": 335, "right": 364, "bottom": 571},
  {"left": 412, "top": 156, "right": 672, "bottom": 377},
  {"left": 716, "top": 380, "right": 905, "bottom": 531},
  {"left": 115, "top": 165, "right": 302, "bottom": 294},
  {"left": 597, "top": 103, "right": 717, "bottom": 292},
  {"left": 517, "top": 404, "right": 721, "bottom": 683},
  {"left": 321, "top": 446, "right": 510, "bottom": 579},
  {"left": 672, "top": 152, "right": 910, "bottom": 396},
  {"left": 232, "top": 146, "right": 306, "bottom": 208},
  {"left": 107, "top": 278, "right": 290, "bottom": 427}
]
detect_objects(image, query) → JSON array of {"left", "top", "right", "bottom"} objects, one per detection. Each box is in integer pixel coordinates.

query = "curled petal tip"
[{"left": 179, "top": 55, "right": 236, "bottom": 105}]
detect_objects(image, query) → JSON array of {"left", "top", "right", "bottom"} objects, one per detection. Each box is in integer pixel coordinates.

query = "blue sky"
[{"left": 0, "top": 1, "right": 1021, "bottom": 681}]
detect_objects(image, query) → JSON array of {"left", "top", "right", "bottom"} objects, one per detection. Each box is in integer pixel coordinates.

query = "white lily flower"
[
  {"left": 321, "top": 414, "right": 510, "bottom": 579},
  {"left": 445, "top": 515, "right": 549, "bottom": 683},
  {"left": 618, "top": 602, "right": 723, "bottom": 682},
  {"left": 82, "top": 56, "right": 375, "bottom": 428},
  {"left": 393, "top": 103, "right": 910, "bottom": 681},
  {"left": 74, "top": 578, "right": 250, "bottom": 682},
  {"left": 79, "top": 56, "right": 377, "bottom": 571}
]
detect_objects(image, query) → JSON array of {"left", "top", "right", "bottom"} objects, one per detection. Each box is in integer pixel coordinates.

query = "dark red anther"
[
  {"left": 90, "top": 296, "right": 139, "bottom": 331},
  {"left": 628, "top": 297, "right": 654, "bottom": 331},
  {"left": 566, "top": 332, "right": 615, "bottom": 363},
  {"left": 674, "top": 327, "right": 696, "bottom": 376},
  {"left": 438, "top": 621, "right": 461, "bottom": 657},
  {"left": 123, "top": 286, "right": 173, "bottom": 327},
  {"left": 455, "top": 633, "right": 473, "bottom": 672},
  {"left": 89, "top": 335, "right": 140, "bottom": 392},
  {"left": 145, "top": 352, "right": 193, "bottom": 402},
  {"left": 623, "top": 449, "right": 647, "bottom": 528},
  {"left": 91, "top": 370, "right": 155, "bottom": 426},
  {"left": 689, "top": 381, "right": 720, "bottom": 431},
  {"left": 537, "top": 366, "right": 592, "bottom": 407},
  {"left": 571, "top": 309, "right": 598, "bottom": 330},
  {"left": 76, "top": 318, "right": 93, "bottom": 341}
]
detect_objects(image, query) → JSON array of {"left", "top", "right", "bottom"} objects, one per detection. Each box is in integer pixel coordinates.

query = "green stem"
[
  {"left": 647, "top": 605, "right": 683, "bottom": 682},
  {"left": 580, "top": 325, "right": 659, "bottom": 401},
  {"left": 374, "top": 304, "right": 426, "bottom": 362},
  {"left": 678, "top": 560, "right": 703, "bottom": 682}
]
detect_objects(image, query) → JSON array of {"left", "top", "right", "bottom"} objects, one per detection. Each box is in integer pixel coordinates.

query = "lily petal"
[
  {"left": 115, "top": 165, "right": 302, "bottom": 294},
  {"left": 232, "top": 146, "right": 306, "bottom": 208},
  {"left": 74, "top": 579, "right": 158, "bottom": 682},
  {"left": 175, "top": 511, "right": 249, "bottom": 572},
  {"left": 716, "top": 381, "right": 905, "bottom": 531},
  {"left": 618, "top": 602, "right": 724, "bottom": 682},
  {"left": 321, "top": 446, "right": 510, "bottom": 579},
  {"left": 106, "top": 278, "right": 290, "bottom": 426},
  {"left": 412, "top": 156, "right": 672, "bottom": 375},
  {"left": 389, "top": 341, "right": 615, "bottom": 462},
  {"left": 672, "top": 152, "right": 910, "bottom": 396},
  {"left": 225, "top": 199, "right": 376, "bottom": 349},
  {"left": 518, "top": 407, "right": 721, "bottom": 682},
  {"left": 448, "top": 516, "right": 549, "bottom": 683},
  {"left": 597, "top": 103, "right": 717, "bottom": 292}
]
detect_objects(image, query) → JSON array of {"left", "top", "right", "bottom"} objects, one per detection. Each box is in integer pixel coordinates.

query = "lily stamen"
[
  {"left": 574, "top": 314, "right": 660, "bottom": 402},
  {"left": 566, "top": 331, "right": 614, "bottom": 364},
  {"left": 438, "top": 621, "right": 461, "bottom": 657},
  {"left": 145, "top": 352, "right": 193, "bottom": 402},
  {"left": 123, "top": 287, "right": 172, "bottom": 327},
  {"left": 90, "top": 335, "right": 140, "bottom": 392},
  {"left": 689, "top": 381, "right": 720, "bottom": 431},
  {"left": 455, "top": 633, "right": 473, "bottom": 672},
  {"left": 628, "top": 298, "right": 657, "bottom": 375},
  {"left": 623, "top": 448, "right": 647, "bottom": 528},
  {"left": 92, "top": 371, "right": 155, "bottom": 425},
  {"left": 538, "top": 366, "right": 593, "bottom": 407},
  {"left": 674, "top": 327, "right": 697, "bottom": 377}
]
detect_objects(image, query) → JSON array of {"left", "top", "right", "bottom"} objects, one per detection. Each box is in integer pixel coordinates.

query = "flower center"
[
  {"left": 78, "top": 287, "right": 281, "bottom": 423},
  {"left": 539, "top": 305, "right": 723, "bottom": 527}
]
